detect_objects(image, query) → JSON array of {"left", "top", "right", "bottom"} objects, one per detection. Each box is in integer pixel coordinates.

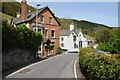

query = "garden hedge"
[
  {"left": 79, "top": 47, "right": 120, "bottom": 80},
  {"left": 2, "top": 23, "right": 43, "bottom": 53}
]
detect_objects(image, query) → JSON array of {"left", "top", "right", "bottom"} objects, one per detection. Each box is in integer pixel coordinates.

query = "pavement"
[
  {"left": 6, "top": 53, "right": 78, "bottom": 78},
  {"left": 75, "top": 59, "right": 86, "bottom": 80}
]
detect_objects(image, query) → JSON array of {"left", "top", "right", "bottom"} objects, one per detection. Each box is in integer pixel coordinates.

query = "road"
[{"left": 6, "top": 53, "right": 78, "bottom": 78}]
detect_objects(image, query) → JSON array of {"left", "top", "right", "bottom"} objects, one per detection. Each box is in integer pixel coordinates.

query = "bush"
[
  {"left": 2, "top": 24, "right": 43, "bottom": 53},
  {"left": 79, "top": 47, "right": 120, "bottom": 80},
  {"left": 2, "top": 23, "right": 19, "bottom": 50},
  {"left": 56, "top": 47, "right": 62, "bottom": 54},
  {"left": 48, "top": 44, "right": 54, "bottom": 51}
]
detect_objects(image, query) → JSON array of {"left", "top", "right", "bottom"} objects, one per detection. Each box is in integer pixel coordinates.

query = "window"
[
  {"left": 45, "top": 29, "right": 48, "bottom": 37},
  {"left": 61, "top": 37, "right": 64, "bottom": 41},
  {"left": 49, "top": 17, "right": 52, "bottom": 24},
  {"left": 73, "top": 36, "right": 76, "bottom": 41},
  {"left": 79, "top": 34, "right": 81, "bottom": 36},
  {"left": 38, "top": 28, "right": 41, "bottom": 32},
  {"left": 51, "top": 30, "right": 55, "bottom": 38},
  {"left": 79, "top": 41, "right": 82, "bottom": 48},
  {"left": 61, "top": 43, "right": 64, "bottom": 47},
  {"left": 74, "top": 44, "right": 77, "bottom": 48},
  {"left": 40, "top": 15, "right": 44, "bottom": 23},
  {"left": 34, "top": 28, "right": 36, "bottom": 31}
]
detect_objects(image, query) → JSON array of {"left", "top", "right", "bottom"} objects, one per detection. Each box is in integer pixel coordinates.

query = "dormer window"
[
  {"left": 40, "top": 15, "right": 44, "bottom": 23},
  {"left": 49, "top": 17, "right": 52, "bottom": 24}
]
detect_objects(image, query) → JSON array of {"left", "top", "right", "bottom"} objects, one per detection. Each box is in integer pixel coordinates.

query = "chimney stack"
[
  {"left": 70, "top": 23, "right": 74, "bottom": 31},
  {"left": 21, "top": 0, "right": 27, "bottom": 22}
]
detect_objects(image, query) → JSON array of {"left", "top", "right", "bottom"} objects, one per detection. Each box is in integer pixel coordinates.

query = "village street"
[{"left": 6, "top": 53, "right": 78, "bottom": 78}]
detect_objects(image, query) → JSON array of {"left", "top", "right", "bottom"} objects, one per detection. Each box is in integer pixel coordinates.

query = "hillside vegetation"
[
  {"left": 57, "top": 18, "right": 110, "bottom": 37},
  {"left": 0, "top": 13, "right": 13, "bottom": 21},
  {"left": 2, "top": 2, "right": 36, "bottom": 17},
  {"left": 2, "top": 1, "right": 116, "bottom": 39}
]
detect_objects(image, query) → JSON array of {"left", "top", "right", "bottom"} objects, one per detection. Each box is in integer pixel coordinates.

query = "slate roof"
[
  {"left": 60, "top": 29, "right": 80, "bottom": 36},
  {"left": 13, "top": 6, "right": 61, "bottom": 26},
  {"left": 13, "top": 6, "right": 47, "bottom": 24}
]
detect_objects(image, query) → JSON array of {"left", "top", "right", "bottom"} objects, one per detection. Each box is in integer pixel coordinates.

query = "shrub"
[
  {"left": 56, "top": 47, "right": 62, "bottom": 54},
  {"left": 48, "top": 44, "right": 54, "bottom": 51},
  {"left": 2, "top": 23, "right": 19, "bottom": 50},
  {"left": 79, "top": 47, "right": 120, "bottom": 80},
  {"left": 2, "top": 24, "right": 43, "bottom": 53}
]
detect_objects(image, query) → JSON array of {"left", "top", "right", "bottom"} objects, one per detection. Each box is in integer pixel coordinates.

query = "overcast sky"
[{"left": 16, "top": 0, "right": 119, "bottom": 27}]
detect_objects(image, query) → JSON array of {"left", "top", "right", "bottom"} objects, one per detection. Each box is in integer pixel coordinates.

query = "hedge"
[
  {"left": 2, "top": 23, "right": 43, "bottom": 53},
  {"left": 56, "top": 47, "right": 62, "bottom": 54},
  {"left": 79, "top": 47, "right": 120, "bottom": 80}
]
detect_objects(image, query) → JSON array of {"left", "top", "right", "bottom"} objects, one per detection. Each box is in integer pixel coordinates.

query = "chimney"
[
  {"left": 21, "top": 0, "right": 27, "bottom": 22},
  {"left": 70, "top": 23, "right": 74, "bottom": 31},
  {"left": 16, "top": 11, "right": 20, "bottom": 18}
]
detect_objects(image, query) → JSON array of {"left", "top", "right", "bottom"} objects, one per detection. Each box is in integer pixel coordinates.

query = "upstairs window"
[
  {"left": 49, "top": 17, "right": 52, "bottom": 24},
  {"left": 73, "top": 36, "right": 76, "bottom": 41},
  {"left": 51, "top": 30, "right": 55, "bottom": 38},
  {"left": 40, "top": 15, "right": 44, "bottom": 23},
  {"left": 61, "top": 37, "right": 64, "bottom": 41}
]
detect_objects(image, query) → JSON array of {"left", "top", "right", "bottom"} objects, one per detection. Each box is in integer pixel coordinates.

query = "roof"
[
  {"left": 13, "top": 6, "right": 61, "bottom": 26},
  {"left": 60, "top": 29, "right": 80, "bottom": 36},
  {"left": 84, "top": 35, "right": 95, "bottom": 41},
  {"left": 43, "top": 38, "right": 51, "bottom": 44}
]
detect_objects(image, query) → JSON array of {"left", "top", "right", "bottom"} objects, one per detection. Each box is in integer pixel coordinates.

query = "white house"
[{"left": 60, "top": 23, "right": 88, "bottom": 52}]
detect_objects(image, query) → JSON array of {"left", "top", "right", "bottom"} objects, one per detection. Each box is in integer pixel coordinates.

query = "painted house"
[
  {"left": 11, "top": 0, "right": 61, "bottom": 57},
  {"left": 60, "top": 23, "right": 88, "bottom": 52}
]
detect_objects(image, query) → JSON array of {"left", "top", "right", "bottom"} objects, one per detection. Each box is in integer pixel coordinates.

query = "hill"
[
  {"left": 0, "top": 12, "right": 13, "bottom": 21},
  {"left": 2, "top": 1, "right": 111, "bottom": 38},
  {"left": 57, "top": 18, "right": 110, "bottom": 37},
  {"left": 2, "top": 2, "right": 36, "bottom": 17}
]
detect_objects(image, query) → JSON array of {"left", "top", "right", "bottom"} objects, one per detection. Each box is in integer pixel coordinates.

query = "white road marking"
[{"left": 74, "top": 58, "right": 78, "bottom": 80}]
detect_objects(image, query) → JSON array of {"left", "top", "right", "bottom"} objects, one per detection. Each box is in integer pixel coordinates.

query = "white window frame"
[
  {"left": 61, "top": 37, "right": 64, "bottom": 41},
  {"left": 51, "top": 29, "right": 55, "bottom": 38}
]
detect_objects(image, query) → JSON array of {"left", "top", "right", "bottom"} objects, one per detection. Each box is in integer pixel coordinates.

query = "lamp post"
[
  {"left": 35, "top": 4, "right": 41, "bottom": 59},
  {"left": 36, "top": 4, "right": 41, "bottom": 32}
]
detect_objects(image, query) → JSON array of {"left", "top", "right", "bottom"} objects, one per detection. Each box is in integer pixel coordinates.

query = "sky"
[{"left": 16, "top": 0, "right": 119, "bottom": 27}]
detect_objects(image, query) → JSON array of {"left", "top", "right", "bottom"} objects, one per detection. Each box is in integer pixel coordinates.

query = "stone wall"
[{"left": 2, "top": 49, "right": 34, "bottom": 71}]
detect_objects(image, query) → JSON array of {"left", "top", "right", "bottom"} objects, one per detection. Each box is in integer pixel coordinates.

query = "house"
[
  {"left": 60, "top": 23, "right": 88, "bottom": 52},
  {"left": 11, "top": 0, "right": 61, "bottom": 57}
]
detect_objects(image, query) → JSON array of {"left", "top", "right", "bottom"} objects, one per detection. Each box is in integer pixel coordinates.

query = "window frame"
[
  {"left": 73, "top": 36, "right": 76, "bottom": 41},
  {"left": 51, "top": 29, "right": 55, "bottom": 38},
  {"left": 49, "top": 16, "right": 52, "bottom": 24},
  {"left": 40, "top": 15, "right": 44, "bottom": 23},
  {"left": 61, "top": 37, "right": 64, "bottom": 41}
]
